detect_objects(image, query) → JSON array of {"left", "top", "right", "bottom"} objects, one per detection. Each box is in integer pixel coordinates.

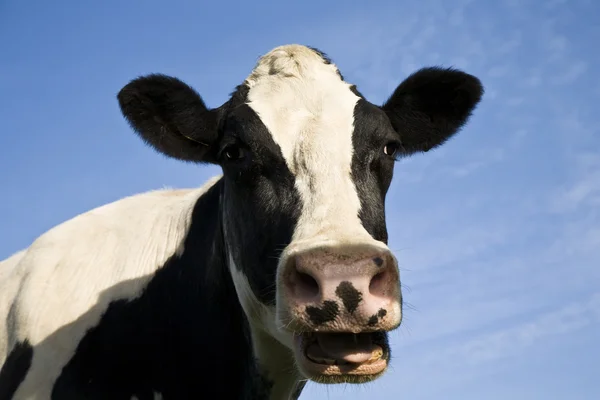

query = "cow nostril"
[
  {"left": 290, "top": 270, "right": 320, "bottom": 300},
  {"left": 369, "top": 270, "right": 388, "bottom": 297}
]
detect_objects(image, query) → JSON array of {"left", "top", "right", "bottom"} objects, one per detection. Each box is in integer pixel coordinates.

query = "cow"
[{"left": 0, "top": 44, "right": 483, "bottom": 399}]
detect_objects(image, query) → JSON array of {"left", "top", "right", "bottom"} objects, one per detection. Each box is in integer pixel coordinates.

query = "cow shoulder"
[
  {"left": 13, "top": 176, "right": 222, "bottom": 341},
  {"left": 2, "top": 176, "right": 221, "bottom": 398}
]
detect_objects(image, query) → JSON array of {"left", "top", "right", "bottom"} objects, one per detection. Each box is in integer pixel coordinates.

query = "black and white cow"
[{"left": 0, "top": 44, "right": 483, "bottom": 399}]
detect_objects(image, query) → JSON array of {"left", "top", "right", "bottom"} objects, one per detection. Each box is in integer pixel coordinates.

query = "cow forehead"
[
  {"left": 245, "top": 45, "right": 361, "bottom": 173},
  {"left": 244, "top": 45, "right": 372, "bottom": 244}
]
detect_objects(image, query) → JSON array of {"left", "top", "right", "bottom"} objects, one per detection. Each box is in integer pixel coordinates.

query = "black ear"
[
  {"left": 382, "top": 67, "right": 484, "bottom": 155},
  {"left": 117, "top": 74, "right": 220, "bottom": 163}
]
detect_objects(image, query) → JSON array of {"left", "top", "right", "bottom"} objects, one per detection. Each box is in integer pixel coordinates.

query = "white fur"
[
  {"left": 0, "top": 249, "right": 26, "bottom": 285},
  {"left": 0, "top": 249, "right": 27, "bottom": 365},
  {"left": 2, "top": 176, "right": 221, "bottom": 399}
]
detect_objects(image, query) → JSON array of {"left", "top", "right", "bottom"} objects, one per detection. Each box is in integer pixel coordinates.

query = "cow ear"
[
  {"left": 117, "top": 74, "right": 220, "bottom": 164},
  {"left": 382, "top": 67, "right": 484, "bottom": 156}
]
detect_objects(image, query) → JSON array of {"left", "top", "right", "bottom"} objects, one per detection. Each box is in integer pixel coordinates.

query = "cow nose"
[{"left": 282, "top": 247, "right": 401, "bottom": 331}]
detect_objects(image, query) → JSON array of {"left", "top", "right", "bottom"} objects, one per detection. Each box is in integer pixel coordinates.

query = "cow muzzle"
[{"left": 277, "top": 244, "right": 402, "bottom": 383}]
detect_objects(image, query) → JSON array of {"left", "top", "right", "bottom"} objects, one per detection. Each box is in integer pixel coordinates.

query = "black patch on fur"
[
  {"left": 306, "top": 301, "right": 340, "bottom": 325},
  {"left": 335, "top": 281, "right": 363, "bottom": 314},
  {"left": 378, "top": 308, "right": 387, "bottom": 318},
  {"left": 350, "top": 99, "right": 397, "bottom": 244},
  {"left": 51, "top": 181, "right": 261, "bottom": 399},
  {"left": 249, "top": 369, "right": 274, "bottom": 400},
  {"left": 219, "top": 100, "right": 302, "bottom": 306},
  {"left": 0, "top": 340, "right": 33, "bottom": 400},
  {"left": 373, "top": 257, "right": 384, "bottom": 267}
]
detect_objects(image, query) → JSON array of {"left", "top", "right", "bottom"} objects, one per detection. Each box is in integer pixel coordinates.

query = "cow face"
[{"left": 117, "top": 45, "right": 483, "bottom": 384}]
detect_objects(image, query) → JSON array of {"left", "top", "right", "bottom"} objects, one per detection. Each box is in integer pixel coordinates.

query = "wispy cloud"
[
  {"left": 551, "top": 60, "right": 588, "bottom": 85},
  {"left": 412, "top": 292, "right": 600, "bottom": 369},
  {"left": 437, "top": 148, "right": 505, "bottom": 178},
  {"left": 550, "top": 169, "right": 600, "bottom": 212},
  {"left": 549, "top": 150, "right": 600, "bottom": 213}
]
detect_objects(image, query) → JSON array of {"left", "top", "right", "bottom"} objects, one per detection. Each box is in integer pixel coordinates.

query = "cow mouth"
[{"left": 293, "top": 331, "right": 389, "bottom": 383}]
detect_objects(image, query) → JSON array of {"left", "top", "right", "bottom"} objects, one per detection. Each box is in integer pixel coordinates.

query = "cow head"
[{"left": 117, "top": 45, "right": 483, "bottom": 384}]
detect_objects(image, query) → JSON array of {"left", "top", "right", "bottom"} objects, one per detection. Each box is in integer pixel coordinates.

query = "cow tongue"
[{"left": 306, "top": 333, "right": 381, "bottom": 364}]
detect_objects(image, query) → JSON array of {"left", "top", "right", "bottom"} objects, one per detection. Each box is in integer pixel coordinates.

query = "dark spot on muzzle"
[
  {"left": 373, "top": 257, "right": 384, "bottom": 267},
  {"left": 306, "top": 300, "right": 339, "bottom": 325},
  {"left": 335, "top": 281, "right": 363, "bottom": 314},
  {"left": 367, "top": 308, "right": 388, "bottom": 326}
]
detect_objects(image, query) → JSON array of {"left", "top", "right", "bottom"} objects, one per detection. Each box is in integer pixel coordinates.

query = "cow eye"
[
  {"left": 222, "top": 144, "right": 246, "bottom": 161},
  {"left": 383, "top": 142, "right": 400, "bottom": 158}
]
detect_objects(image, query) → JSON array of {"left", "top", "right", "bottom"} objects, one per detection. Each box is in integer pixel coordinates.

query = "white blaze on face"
[{"left": 246, "top": 45, "right": 373, "bottom": 247}]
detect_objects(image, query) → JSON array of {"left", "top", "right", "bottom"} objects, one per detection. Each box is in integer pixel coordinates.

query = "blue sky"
[{"left": 1, "top": 0, "right": 599, "bottom": 398}]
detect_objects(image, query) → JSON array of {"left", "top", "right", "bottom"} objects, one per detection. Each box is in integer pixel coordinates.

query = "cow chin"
[{"left": 291, "top": 330, "right": 390, "bottom": 384}]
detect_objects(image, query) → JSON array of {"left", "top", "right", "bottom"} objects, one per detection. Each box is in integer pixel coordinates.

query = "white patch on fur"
[
  {"left": 246, "top": 45, "right": 379, "bottom": 248},
  {"left": 0, "top": 249, "right": 27, "bottom": 365},
  {"left": 226, "top": 252, "right": 300, "bottom": 399},
  {"left": 0, "top": 249, "right": 26, "bottom": 284},
  {"left": 3, "top": 176, "right": 221, "bottom": 399},
  {"left": 226, "top": 254, "right": 291, "bottom": 349}
]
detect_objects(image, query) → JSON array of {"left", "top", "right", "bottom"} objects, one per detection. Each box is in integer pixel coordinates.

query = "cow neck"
[{"left": 216, "top": 182, "right": 305, "bottom": 400}]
